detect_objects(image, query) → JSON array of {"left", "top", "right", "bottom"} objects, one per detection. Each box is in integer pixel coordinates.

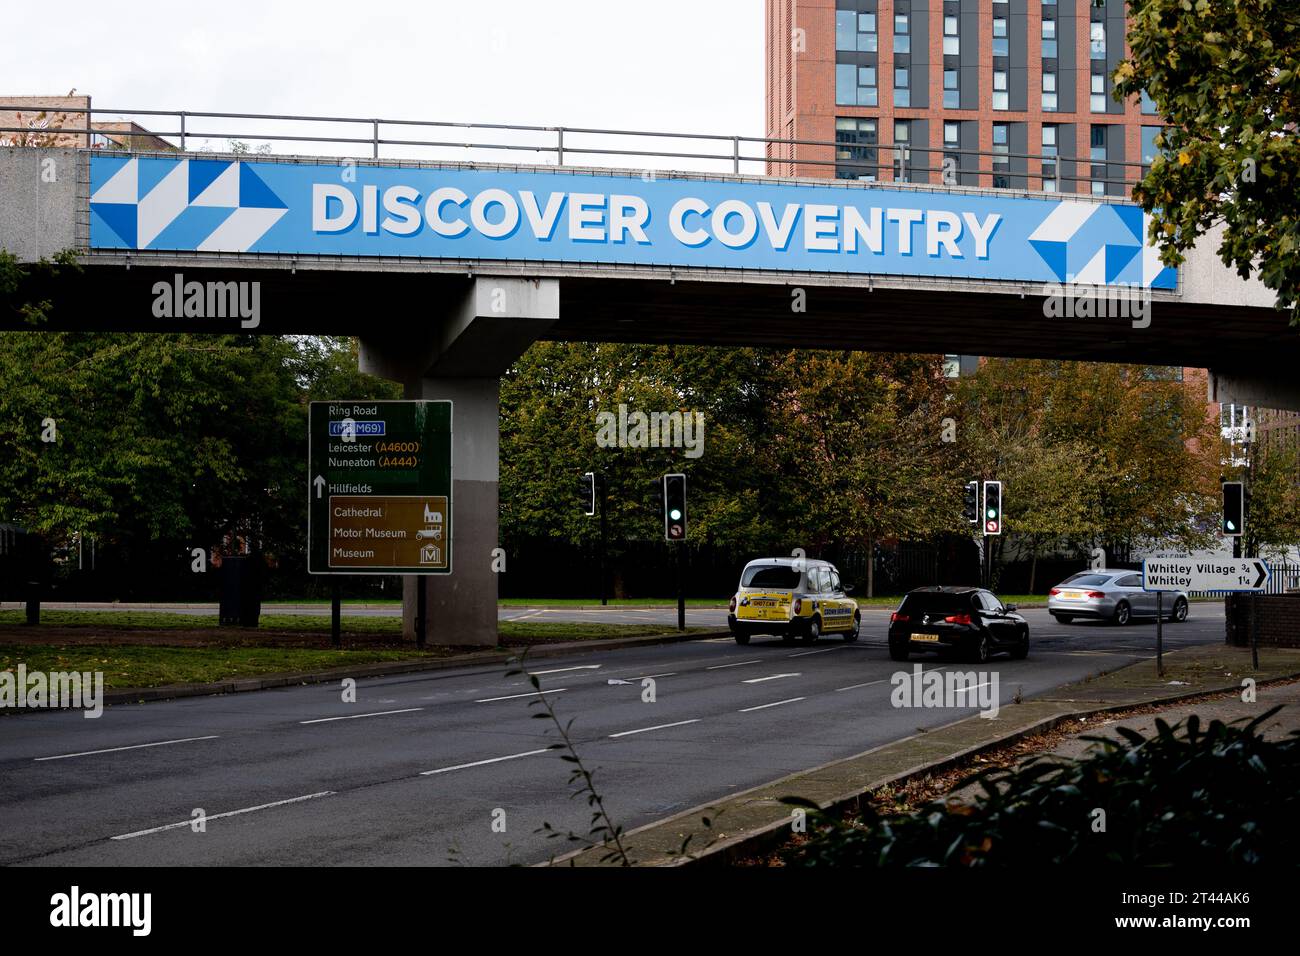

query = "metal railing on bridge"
[{"left": 0, "top": 103, "right": 1153, "bottom": 195}]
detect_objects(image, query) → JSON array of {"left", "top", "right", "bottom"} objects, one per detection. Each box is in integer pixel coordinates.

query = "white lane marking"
[
  {"left": 34, "top": 736, "right": 220, "bottom": 762},
  {"left": 420, "top": 748, "right": 551, "bottom": 776},
  {"left": 619, "top": 672, "right": 678, "bottom": 681},
  {"left": 741, "top": 672, "right": 801, "bottom": 684},
  {"left": 707, "top": 659, "right": 761, "bottom": 670},
  {"left": 531, "top": 665, "right": 602, "bottom": 675},
  {"left": 835, "top": 678, "right": 891, "bottom": 692},
  {"left": 474, "top": 688, "right": 567, "bottom": 703},
  {"left": 111, "top": 791, "right": 334, "bottom": 840},
  {"left": 788, "top": 646, "right": 844, "bottom": 657},
  {"left": 608, "top": 719, "right": 701, "bottom": 739},
  {"left": 951, "top": 681, "right": 995, "bottom": 696},
  {"left": 834, "top": 663, "right": 954, "bottom": 693},
  {"left": 739, "top": 697, "right": 805, "bottom": 713},
  {"left": 299, "top": 707, "right": 423, "bottom": 725}
]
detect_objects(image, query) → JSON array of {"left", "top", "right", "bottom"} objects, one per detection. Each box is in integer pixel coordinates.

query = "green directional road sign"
[{"left": 308, "top": 400, "right": 452, "bottom": 575}]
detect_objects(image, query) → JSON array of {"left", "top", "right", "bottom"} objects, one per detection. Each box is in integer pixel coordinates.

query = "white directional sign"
[{"left": 1143, "top": 557, "right": 1270, "bottom": 592}]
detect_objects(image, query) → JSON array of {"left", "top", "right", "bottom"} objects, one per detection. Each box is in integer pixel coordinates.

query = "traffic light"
[
  {"left": 1222, "top": 481, "right": 1244, "bottom": 537},
  {"left": 663, "top": 473, "right": 687, "bottom": 540},
  {"left": 579, "top": 472, "right": 596, "bottom": 517},
  {"left": 963, "top": 481, "right": 979, "bottom": 523},
  {"left": 982, "top": 480, "right": 1002, "bottom": 536}
]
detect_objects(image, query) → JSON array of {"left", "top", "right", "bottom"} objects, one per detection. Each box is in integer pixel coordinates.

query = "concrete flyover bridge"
[{"left": 1, "top": 105, "right": 1295, "bottom": 644}]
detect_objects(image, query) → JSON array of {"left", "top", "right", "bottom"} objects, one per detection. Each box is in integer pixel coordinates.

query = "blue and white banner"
[{"left": 89, "top": 155, "right": 1176, "bottom": 289}]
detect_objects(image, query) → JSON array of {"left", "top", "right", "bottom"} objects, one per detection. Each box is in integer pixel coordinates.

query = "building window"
[
  {"left": 944, "top": 16, "right": 959, "bottom": 55},
  {"left": 1141, "top": 125, "right": 1161, "bottom": 165},
  {"left": 1041, "top": 19, "right": 1057, "bottom": 58},
  {"left": 993, "top": 122, "right": 1010, "bottom": 188},
  {"left": 894, "top": 13, "right": 910, "bottom": 54},
  {"left": 1141, "top": 89, "right": 1157, "bottom": 115},
  {"left": 838, "top": 10, "right": 877, "bottom": 52},
  {"left": 944, "top": 69, "right": 959, "bottom": 108},
  {"left": 836, "top": 10, "right": 856, "bottom": 51},
  {"left": 835, "top": 117, "right": 878, "bottom": 180},
  {"left": 894, "top": 66, "right": 910, "bottom": 107},
  {"left": 944, "top": 121, "right": 960, "bottom": 146},
  {"left": 1091, "top": 73, "right": 1107, "bottom": 112},
  {"left": 1090, "top": 21, "right": 1106, "bottom": 60},
  {"left": 894, "top": 119, "right": 911, "bottom": 182},
  {"left": 1042, "top": 71, "right": 1057, "bottom": 111},
  {"left": 836, "top": 62, "right": 878, "bottom": 106},
  {"left": 993, "top": 70, "right": 1008, "bottom": 111},
  {"left": 1091, "top": 125, "right": 1107, "bottom": 194},
  {"left": 1042, "top": 124, "right": 1058, "bottom": 191},
  {"left": 992, "top": 17, "right": 1009, "bottom": 57}
]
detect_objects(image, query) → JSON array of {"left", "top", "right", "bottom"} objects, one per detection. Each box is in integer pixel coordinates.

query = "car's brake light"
[
  {"left": 1049, "top": 587, "right": 1061, "bottom": 596},
  {"left": 944, "top": 613, "right": 972, "bottom": 625},
  {"left": 729, "top": 596, "right": 737, "bottom": 613},
  {"left": 1086, "top": 591, "right": 1106, "bottom": 599},
  {"left": 890, "top": 612, "right": 910, "bottom": 623}
]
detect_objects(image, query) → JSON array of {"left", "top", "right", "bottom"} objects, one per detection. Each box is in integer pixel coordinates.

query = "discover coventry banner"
[{"left": 88, "top": 154, "right": 1177, "bottom": 289}]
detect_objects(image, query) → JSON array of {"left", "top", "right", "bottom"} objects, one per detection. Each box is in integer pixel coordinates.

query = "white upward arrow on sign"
[
  {"left": 1143, "top": 557, "right": 1270, "bottom": 592},
  {"left": 313, "top": 475, "right": 326, "bottom": 499}
]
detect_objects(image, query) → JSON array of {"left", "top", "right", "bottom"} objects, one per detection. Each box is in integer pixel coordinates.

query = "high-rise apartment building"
[{"left": 766, "top": 1, "right": 1162, "bottom": 195}]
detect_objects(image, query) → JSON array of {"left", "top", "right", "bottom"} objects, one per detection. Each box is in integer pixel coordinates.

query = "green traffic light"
[
  {"left": 987, "top": 508, "right": 996, "bottom": 518},
  {"left": 670, "top": 508, "right": 682, "bottom": 520}
]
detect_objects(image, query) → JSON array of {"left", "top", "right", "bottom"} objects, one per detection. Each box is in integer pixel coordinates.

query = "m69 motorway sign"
[{"left": 308, "top": 400, "right": 452, "bottom": 575}]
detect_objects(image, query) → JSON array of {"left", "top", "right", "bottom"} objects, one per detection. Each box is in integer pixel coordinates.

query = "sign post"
[
  {"left": 308, "top": 401, "right": 453, "bottom": 643},
  {"left": 1143, "top": 556, "right": 1271, "bottom": 674}
]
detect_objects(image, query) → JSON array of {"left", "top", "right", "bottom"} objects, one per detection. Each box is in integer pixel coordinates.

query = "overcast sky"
[{"left": 7, "top": 1, "right": 764, "bottom": 168}]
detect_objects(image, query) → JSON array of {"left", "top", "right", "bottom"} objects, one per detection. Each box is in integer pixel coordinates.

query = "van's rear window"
[{"left": 742, "top": 566, "right": 801, "bottom": 589}]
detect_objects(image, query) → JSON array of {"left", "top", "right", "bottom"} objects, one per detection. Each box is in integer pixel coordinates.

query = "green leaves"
[{"left": 1114, "top": 0, "right": 1300, "bottom": 322}]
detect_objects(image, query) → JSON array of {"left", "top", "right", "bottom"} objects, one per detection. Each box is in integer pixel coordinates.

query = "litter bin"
[{"left": 219, "top": 554, "right": 262, "bottom": 627}]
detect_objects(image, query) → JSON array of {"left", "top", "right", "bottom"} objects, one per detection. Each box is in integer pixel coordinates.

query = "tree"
[
  {"left": 1114, "top": 0, "right": 1300, "bottom": 321},
  {"left": 766, "top": 350, "right": 957, "bottom": 596},
  {"left": 1244, "top": 438, "right": 1300, "bottom": 560},
  {"left": 955, "top": 359, "right": 1221, "bottom": 580}
]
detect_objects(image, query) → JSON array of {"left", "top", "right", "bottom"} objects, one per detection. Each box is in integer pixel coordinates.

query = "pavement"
[
  {"left": 0, "top": 600, "right": 732, "bottom": 628},
  {"left": 0, "top": 605, "right": 1236, "bottom": 867}
]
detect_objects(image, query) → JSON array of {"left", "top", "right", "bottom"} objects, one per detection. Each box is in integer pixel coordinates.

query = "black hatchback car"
[{"left": 888, "top": 587, "right": 1029, "bottom": 663}]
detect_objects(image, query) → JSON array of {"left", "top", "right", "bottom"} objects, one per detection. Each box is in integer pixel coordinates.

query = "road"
[{"left": 0, "top": 606, "right": 1224, "bottom": 866}]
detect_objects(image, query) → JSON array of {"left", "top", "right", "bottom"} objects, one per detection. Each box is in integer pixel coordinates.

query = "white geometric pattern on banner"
[
  {"left": 1141, "top": 211, "right": 1166, "bottom": 287},
  {"left": 1028, "top": 200, "right": 1096, "bottom": 243},
  {"left": 192, "top": 163, "right": 240, "bottom": 208},
  {"left": 90, "top": 157, "right": 139, "bottom": 205},
  {"left": 1071, "top": 245, "right": 1108, "bottom": 286},
  {"left": 137, "top": 160, "right": 190, "bottom": 249},
  {"left": 197, "top": 207, "right": 288, "bottom": 253}
]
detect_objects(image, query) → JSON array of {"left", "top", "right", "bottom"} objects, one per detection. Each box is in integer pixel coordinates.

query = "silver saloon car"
[{"left": 1047, "top": 569, "right": 1189, "bottom": 626}]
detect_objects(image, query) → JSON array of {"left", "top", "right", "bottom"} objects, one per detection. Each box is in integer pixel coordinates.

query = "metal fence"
[{"left": 0, "top": 103, "right": 1153, "bottom": 194}]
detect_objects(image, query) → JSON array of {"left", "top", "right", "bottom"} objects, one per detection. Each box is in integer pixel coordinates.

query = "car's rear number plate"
[
  {"left": 1063, "top": 591, "right": 1083, "bottom": 599},
  {"left": 911, "top": 633, "right": 940, "bottom": 643}
]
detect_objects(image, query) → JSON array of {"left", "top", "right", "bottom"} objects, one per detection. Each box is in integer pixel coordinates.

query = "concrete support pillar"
[
  {"left": 359, "top": 276, "right": 559, "bottom": 646},
  {"left": 400, "top": 377, "right": 500, "bottom": 645}
]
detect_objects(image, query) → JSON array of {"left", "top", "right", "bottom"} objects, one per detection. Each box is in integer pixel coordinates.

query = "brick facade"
[{"left": 1225, "top": 594, "right": 1300, "bottom": 649}]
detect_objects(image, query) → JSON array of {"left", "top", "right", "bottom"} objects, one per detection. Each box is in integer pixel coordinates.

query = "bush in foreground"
[{"left": 785, "top": 707, "right": 1298, "bottom": 866}]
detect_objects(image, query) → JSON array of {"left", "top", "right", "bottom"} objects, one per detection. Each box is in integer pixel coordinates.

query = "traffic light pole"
[
  {"left": 331, "top": 579, "right": 341, "bottom": 648},
  {"left": 599, "top": 478, "right": 609, "bottom": 607},
  {"left": 676, "top": 542, "right": 685, "bottom": 631}
]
